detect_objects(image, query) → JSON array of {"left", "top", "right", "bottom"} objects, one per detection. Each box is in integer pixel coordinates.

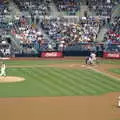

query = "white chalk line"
[{"left": 85, "top": 66, "right": 120, "bottom": 81}]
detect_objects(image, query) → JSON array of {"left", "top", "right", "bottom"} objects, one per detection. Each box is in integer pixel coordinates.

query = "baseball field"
[{"left": 0, "top": 57, "right": 120, "bottom": 120}]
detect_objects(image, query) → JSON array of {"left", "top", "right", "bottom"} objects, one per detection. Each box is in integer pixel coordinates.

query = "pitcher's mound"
[{"left": 0, "top": 76, "right": 25, "bottom": 83}]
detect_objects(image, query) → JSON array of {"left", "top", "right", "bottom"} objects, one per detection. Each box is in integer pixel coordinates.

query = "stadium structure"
[{"left": 0, "top": 0, "right": 120, "bottom": 120}]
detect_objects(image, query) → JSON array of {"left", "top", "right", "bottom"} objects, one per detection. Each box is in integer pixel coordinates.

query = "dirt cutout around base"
[{"left": 0, "top": 76, "right": 25, "bottom": 83}]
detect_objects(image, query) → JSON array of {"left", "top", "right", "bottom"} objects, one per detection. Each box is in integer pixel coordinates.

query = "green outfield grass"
[
  {"left": 4, "top": 58, "right": 120, "bottom": 66},
  {"left": 109, "top": 68, "right": 120, "bottom": 75},
  {"left": 0, "top": 59, "right": 119, "bottom": 97}
]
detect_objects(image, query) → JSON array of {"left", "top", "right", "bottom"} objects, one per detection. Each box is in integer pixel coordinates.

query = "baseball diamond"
[
  {"left": 0, "top": 58, "right": 119, "bottom": 120},
  {"left": 0, "top": 0, "right": 120, "bottom": 120}
]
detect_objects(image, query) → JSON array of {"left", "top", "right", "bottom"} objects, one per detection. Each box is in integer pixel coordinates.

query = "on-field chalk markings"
[{"left": 85, "top": 66, "right": 120, "bottom": 81}]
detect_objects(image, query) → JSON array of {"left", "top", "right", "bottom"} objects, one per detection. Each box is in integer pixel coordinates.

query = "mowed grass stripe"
[
  {"left": 47, "top": 68, "right": 92, "bottom": 95},
  {"left": 28, "top": 68, "right": 68, "bottom": 95},
  {"left": 2, "top": 66, "right": 120, "bottom": 97},
  {"left": 7, "top": 68, "right": 24, "bottom": 77},
  {"left": 54, "top": 68, "right": 120, "bottom": 94},
  {"left": 66, "top": 69, "right": 107, "bottom": 93},
  {"left": 62, "top": 69, "right": 109, "bottom": 94},
  {"left": 81, "top": 69, "right": 120, "bottom": 91},
  {"left": 11, "top": 68, "right": 56, "bottom": 96},
  {"left": 44, "top": 68, "right": 82, "bottom": 95},
  {"left": 109, "top": 68, "right": 120, "bottom": 75},
  {"left": 54, "top": 68, "right": 99, "bottom": 94},
  {"left": 18, "top": 67, "right": 120, "bottom": 95},
  {"left": 79, "top": 72, "right": 117, "bottom": 92},
  {"left": 78, "top": 70, "right": 117, "bottom": 91},
  {"left": 34, "top": 67, "right": 94, "bottom": 95},
  {"left": 32, "top": 68, "right": 75, "bottom": 96},
  {"left": 85, "top": 69, "right": 120, "bottom": 90},
  {"left": 12, "top": 68, "right": 67, "bottom": 96},
  {"left": 51, "top": 68, "right": 95, "bottom": 95},
  {"left": 21, "top": 68, "right": 58, "bottom": 95},
  {"left": 39, "top": 68, "right": 87, "bottom": 95}
]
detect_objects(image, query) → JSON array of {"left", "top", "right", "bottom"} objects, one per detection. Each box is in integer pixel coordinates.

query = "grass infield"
[
  {"left": 109, "top": 68, "right": 120, "bottom": 75},
  {"left": 0, "top": 59, "right": 119, "bottom": 97}
]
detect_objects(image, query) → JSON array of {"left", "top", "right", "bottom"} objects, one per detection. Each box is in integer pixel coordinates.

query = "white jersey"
[
  {"left": 0, "top": 63, "right": 6, "bottom": 76},
  {"left": 118, "top": 96, "right": 120, "bottom": 107},
  {"left": 1, "top": 64, "right": 6, "bottom": 71},
  {"left": 90, "top": 53, "right": 96, "bottom": 60}
]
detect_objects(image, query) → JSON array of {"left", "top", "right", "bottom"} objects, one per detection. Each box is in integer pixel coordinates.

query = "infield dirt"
[
  {"left": 0, "top": 76, "right": 25, "bottom": 83},
  {"left": 0, "top": 92, "right": 120, "bottom": 120}
]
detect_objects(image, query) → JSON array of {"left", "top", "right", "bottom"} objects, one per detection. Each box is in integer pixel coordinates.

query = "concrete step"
[
  {"left": 79, "top": 5, "right": 93, "bottom": 17},
  {"left": 50, "top": 1, "right": 60, "bottom": 17},
  {"left": 9, "top": 0, "right": 21, "bottom": 16},
  {"left": 97, "top": 27, "right": 108, "bottom": 42}
]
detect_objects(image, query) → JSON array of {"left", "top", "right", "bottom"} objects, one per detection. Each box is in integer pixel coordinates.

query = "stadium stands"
[
  {"left": 53, "top": 0, "right": 80, "bottom": 15},
  {"left": 13, "top": 0, "right": 51, "bottom": 16},
  {"left": 0, "top": 0, "right": 119, "bottom": 57},
  {"left": 88, "top": 0, "right": 120, "bottom": 17},
  {"left": 0, "top": 0, "right": 11, "bottom": 57},
  {"left": 11, "top": 15, "right": 49, "bottom": 53},
  {"left": 41, "top": 17, "right": 101, "bottom": 51},
  {"left": 104, "top": 16, "right": 120, "bottom": 44}
]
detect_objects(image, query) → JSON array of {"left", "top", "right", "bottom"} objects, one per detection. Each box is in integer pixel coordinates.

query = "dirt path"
[
  {"left": 0, "top": 92, "right": 120, "bottom": 120},
  {"left": 0, "top": 76, "right": 25, "bottom": 83}
]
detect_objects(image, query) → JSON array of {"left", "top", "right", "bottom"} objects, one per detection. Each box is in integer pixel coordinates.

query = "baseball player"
[
  {"left": 90, "top": 52, "right": 96, "bottom": 64},
  {"left": 85, "top": 56, "right": 92, "bottom": 65},
  {"left": 118, "top": 96, "right": 120, "bottom": 107},
  {"left": 0, "top": 62, "right": 6, "bottom": 77}
]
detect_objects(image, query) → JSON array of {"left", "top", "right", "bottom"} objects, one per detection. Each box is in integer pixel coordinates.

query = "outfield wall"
[
  {"left": 14, "top": 43, "right": 120, "bottom": 59},
  {"left": 14, "top": 51, "right": 103, "bottom": 57}
]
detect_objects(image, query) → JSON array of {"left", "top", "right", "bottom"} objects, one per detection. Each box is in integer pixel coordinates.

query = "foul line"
[{"left": 85, "top": 66, "right": 120, "bottom": 81}]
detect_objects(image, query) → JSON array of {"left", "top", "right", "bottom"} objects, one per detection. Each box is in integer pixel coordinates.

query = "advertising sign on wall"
[
  {"left": 41, "top": 52, "right": 63, "bottom": 58},
  {"left": 103, "top": 52, "right": 120, "bottom": 59}
]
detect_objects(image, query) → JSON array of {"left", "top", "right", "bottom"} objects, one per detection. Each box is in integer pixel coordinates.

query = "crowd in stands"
[
  {"left": 11, "top": 16, "right": 104, "bottom": 52},
  {"left": 0, "top": 0, "right": 10, "bottom": 24},
  {"left": 0, "top": 0, "right": 119, "bottom": 55},
  {"left": 104, "top": 16, "right": 120, "bottom": 44},
  {"left": 0, "top": 0, "right": 10, "bottom": 16},
  {"left": 54, "top": 0, "right": 80, "bottom": 15},
  {"left": 0, "top": 0, "right": 11, "bottom": 57},
  {"left": 13, "top": 0, "right": 51, "bottom": 16},
  {"left": 105, "top": 43, "right": 120, "bottom": 52},
  {"left": 11, "top": 15, "right": 49, "bottom": 53},
  {"left": 0, "top": 0, "right": 11, "bottom": 31},
  {"left": 41, "top": 17, "right": 101, "bottom": 51},
  {"left": 0, "top": 41, "right": 11, "bottom": 57},
  {"left": 88, "top": 0, "right": 120, "bottom": 17}
]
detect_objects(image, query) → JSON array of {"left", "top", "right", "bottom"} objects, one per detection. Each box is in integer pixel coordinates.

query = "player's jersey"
[
  {"left": 90, "top": 53, "right": 96, "bottom": 60},
  {"left": 1, "top": 64, "right": 6, "bottom": 71},
  {"left": 118, "top": 96, "right": 120, "bottom": 107}
]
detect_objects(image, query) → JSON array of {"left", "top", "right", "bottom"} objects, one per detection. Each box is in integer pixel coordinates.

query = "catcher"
[{"left": 85, "top": 52, "right": 97, "bottom": 65}]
